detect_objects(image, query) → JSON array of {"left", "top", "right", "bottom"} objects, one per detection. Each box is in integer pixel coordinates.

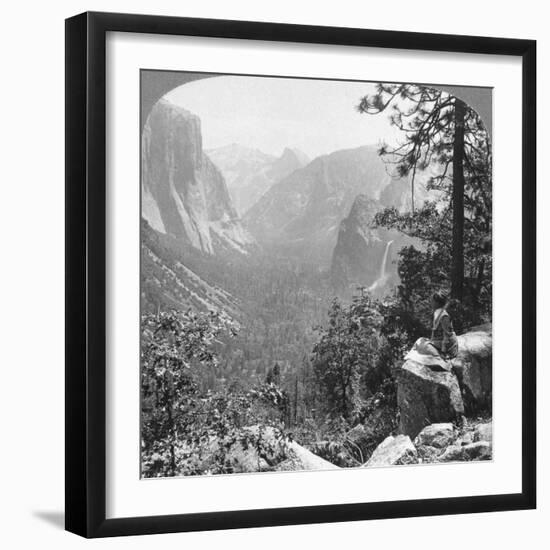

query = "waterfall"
[
  {"left": 379, "top": 240, "right": 393, "bottom": 279},
  {"left": 368, "top": 240, "right": 393, "bottom": 292}
]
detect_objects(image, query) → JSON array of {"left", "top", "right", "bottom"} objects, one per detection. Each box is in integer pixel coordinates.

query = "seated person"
[{"left": 408, "top": 291, "right": 459, "bottom": 364}]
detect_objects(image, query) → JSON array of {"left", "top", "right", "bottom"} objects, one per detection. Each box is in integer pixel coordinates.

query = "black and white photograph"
[
  {"left": 140, "top": 72, "right": 493, "bottom": 478},
  {"left": 0, "top": 0, "right": 542, "bottom": 545}
]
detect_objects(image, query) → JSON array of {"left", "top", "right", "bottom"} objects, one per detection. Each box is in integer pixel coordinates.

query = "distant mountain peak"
[
  {"left": 207, "top": 142, "right": 274, "bottom": 160},
  {"left": 279, "top": 147, "right": 310, "bottom": 166},
  {"left": 207, "top": 144, "right": 309, "bottom": 215},
  {"left": 345, "top": 194, "right": 379, "bottom": 222},
  {"left": 244, "top": 145, "right": 394, "bottom": 264}
]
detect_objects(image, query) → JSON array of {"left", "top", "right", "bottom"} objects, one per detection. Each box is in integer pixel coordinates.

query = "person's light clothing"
[
  {"left": 404, "top": 307, "right": 459, "bottom": 371},
  {"left": 404, "top": 338, "right": 451, "bottom": 371},
  {"left": 430, "top": 308, "right": 458, "bottom": 359}
]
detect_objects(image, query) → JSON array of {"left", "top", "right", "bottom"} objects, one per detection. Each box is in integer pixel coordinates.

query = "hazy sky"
[{"left": 165, "top": 75, "right": 403, "bottom": 159}]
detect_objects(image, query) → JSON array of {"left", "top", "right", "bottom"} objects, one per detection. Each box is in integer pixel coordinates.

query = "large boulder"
[
  {"left": 463, "top": 441, "right": 492, "bottom": 460},
  {"left": 364, "top": 435, "right": 418, "bottom": 467},
  {"left": 451, "top": 325, "right": 492, "bottom": 414},
  {"left": 275, "top": 441, "right": 340, "bottom": 471},
  {"left": 414, "top": 423, "right": 455, "bottom": 449},
  {"left": 438, "top": 444, "right": 466, "bottom": 462},
  {"left": 395, "top": 360, "right": 464, "bottom": 438},
  {"left": 346, "top": 405, "right": 397, "bottom": 463}
]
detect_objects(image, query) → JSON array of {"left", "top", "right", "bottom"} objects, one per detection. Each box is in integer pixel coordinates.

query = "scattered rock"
[
  {"left": 452, "top": 326, "right": 492, "bottom": 414},
  {"left": 285, "top": 440, "right": 340, "bottom": 470},
  {"left": 364, "top": 435, "right": 418, "bottom": 467},
  {"left": 438, "top": 440, "right": 492, "bottom": 462},
  {"left": 219, "top": 426, "right": 338, "bottom": 473},
  {"left": 416, "top": 445, "right": 442, "bottom": 463},
  {"left": 414, "top": 423, "right": 455, "bottom": 448},
  {"left": 463, "top": 441, "right": 492, "bottom": 460},
  {"left": 395, "top": 360, "right": 464, "bottom": 438},
  {"left": 456, "top": 431, "right": 474, "bottom": 446},
  {"left": 438, "top": 444, "right": 468, "bottom": 462},
  {"left": 225, "top": 445, "right": 271, "bottom": 473},
  {"left": 474, "top": 422, "right": 493, "bottom": 443},
  {"left": 346, "top": 406, "right": 397, "bottom": 462}
]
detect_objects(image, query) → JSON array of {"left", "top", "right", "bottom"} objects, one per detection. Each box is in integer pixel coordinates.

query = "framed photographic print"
[{"left": 65, "top": 11, "right": 536, "bottom": 538}]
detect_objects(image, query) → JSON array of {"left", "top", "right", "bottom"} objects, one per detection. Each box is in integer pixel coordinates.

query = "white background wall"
[{"left": 0, "top": 1, "right": 545, "bottom": 547}]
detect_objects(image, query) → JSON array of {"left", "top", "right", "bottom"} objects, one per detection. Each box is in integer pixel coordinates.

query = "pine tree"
[{"left": 357, "top": 84, "right": 490, "bottom": 301}]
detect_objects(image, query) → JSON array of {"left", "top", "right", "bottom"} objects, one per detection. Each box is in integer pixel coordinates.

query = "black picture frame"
[{"left": 65, "top": 11, "right": 537, "bottom": 538}]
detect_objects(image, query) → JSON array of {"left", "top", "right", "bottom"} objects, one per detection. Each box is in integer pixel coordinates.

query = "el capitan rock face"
[{"left": 142, "top": 99, "right": 253, "bottom": 255}]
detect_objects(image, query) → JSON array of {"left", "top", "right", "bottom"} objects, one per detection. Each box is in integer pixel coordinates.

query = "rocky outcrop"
[
  {"left": 142, "top": 99, "right": 253, "bottom": 255},
  {"left": 214, "top": 418, "right": 492, "bottom": 473},
  {"left": 365, "top": 420, "right": 493, "bottom": 467},
  {"left": 395, "top": 325, "right": 492, "bottom": 438},
  {"left": 329, "top": 192, "right": 423, "bottom": 295},
  {"left": 451, "top": 326, "right": 492, "bottom": 414},
  {"left": 364, "top": 435, "right": 418, "bottom": 467},
  {"left": 330, "top": 195, "right": 393, "bottom": 291},
  {"left": 395, "top": 360, "right": 465, "bottom": 438}
]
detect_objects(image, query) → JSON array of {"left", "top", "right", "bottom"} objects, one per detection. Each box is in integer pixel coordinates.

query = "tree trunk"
[
  {"left": 340, "top": 372, "right": 348, "bottom": 420},
  {"left": 451, "top": 99, "right": 466, "bottom": 300},
  {"left": 293, "top": 375, "right": 298, "bottom": 426},
  {"left": 473, "top": 257, "right": 485, "bottom": 310}
]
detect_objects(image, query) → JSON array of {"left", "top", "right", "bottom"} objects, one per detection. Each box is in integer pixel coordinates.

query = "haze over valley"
[{"left": 141, "top": 94, "right": 430, "bottom": 390}]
